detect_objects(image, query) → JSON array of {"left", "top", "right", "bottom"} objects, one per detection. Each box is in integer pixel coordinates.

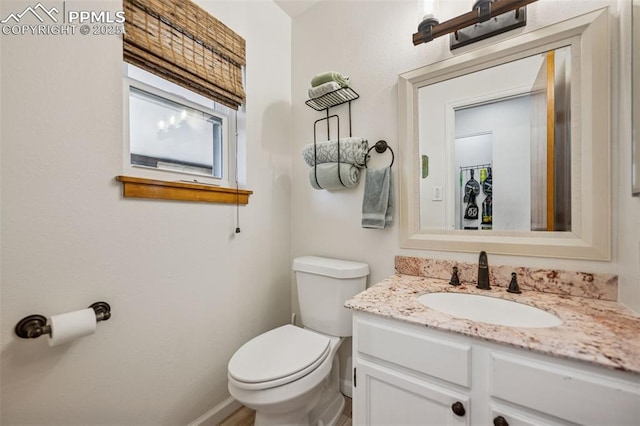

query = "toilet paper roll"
[{"left": 48, "top": 308, "right": 97, "bottom": 347}]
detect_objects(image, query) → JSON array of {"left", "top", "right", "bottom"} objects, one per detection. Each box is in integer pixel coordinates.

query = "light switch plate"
[{"left": 432, "top": 186, "right": 443, "bottom": 201}]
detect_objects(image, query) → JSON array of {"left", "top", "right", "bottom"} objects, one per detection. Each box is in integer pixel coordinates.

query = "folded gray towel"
[
  {"left": 309, "top": 163, "right": 360, "bottom": 191},
  {"left": 308, "top": 81, "right": 341, "bottom": 99},
  {"left": 303, "top": 138, "right": 368, "bottom": 168},
  {"left": 362, "top": 167, "right": 393, "bottom": 228}
]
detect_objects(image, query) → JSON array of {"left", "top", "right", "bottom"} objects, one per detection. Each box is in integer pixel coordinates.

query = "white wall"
[
  {"left": 291, "top": 0, "right": 639, "bottom": 340},
  {"left": 0, "top": 0, "right": 292, "bottom": 424}
]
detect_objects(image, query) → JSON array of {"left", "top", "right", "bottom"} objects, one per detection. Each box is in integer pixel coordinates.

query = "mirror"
[
  {"left": 633, "top": 0, "right": 640, "bottom": 195},
  {"left": 419, "top": 46, "right": 572, "bottom": 232},
  {"left": 399, "top": 8, "right": 611, "bottom": 260}
]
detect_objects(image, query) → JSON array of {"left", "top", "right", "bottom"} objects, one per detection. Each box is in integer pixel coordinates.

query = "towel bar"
[
  {"left": 15, "top": 301, "right": 111, "bottom": 339},
  {"left": 365, "top": 140, "right": 394, "bottom": 168},
  {"left": 312, "top": 115, "right": 344, "bottom": 189}
]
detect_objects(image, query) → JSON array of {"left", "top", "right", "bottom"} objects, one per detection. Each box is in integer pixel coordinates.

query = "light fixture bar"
[{"left": 413, "top": 0, "right": 538, "bottom": 46}]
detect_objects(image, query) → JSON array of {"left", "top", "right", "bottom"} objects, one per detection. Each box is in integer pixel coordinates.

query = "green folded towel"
[{"left": 311, "top": 71, "right": 350, "bottom": 88}]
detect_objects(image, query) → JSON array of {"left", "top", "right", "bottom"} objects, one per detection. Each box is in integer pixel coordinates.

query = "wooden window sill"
[{"left": 115, "top": 176, "right": 252, "bottom": 205}]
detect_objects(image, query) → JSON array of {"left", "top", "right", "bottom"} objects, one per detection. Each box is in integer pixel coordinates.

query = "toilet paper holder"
[{"left": 14, "top": 301, "right": 111, "bottom": 339}]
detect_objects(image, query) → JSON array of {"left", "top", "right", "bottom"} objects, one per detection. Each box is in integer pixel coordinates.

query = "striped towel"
[{"left": 302, "top": 138, "right": 368, "bottom": 168}]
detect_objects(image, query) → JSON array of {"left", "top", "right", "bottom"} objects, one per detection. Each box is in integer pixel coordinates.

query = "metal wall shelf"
[
  {"left": 305, "top": 86, "right": 360, "bottom": 189},
  {"left": 305, "top": 87, "right": 359, "bottom": 111}
]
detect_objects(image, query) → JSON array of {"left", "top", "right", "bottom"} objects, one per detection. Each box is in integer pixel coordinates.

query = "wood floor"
[{"left": 218, "top": 396, "right": 352, "bottom": 426}]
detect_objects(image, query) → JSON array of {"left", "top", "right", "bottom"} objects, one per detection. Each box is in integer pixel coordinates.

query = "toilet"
[{"left": 227, "top": 256, "right": 369, "bottom": 426}]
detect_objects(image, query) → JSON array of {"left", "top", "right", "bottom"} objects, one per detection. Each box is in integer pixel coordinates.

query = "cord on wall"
[{"left": 235, "top": 110, "right": 241, "bottom": 234}]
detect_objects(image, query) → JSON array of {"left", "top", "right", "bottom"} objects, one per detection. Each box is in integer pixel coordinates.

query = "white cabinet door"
[{"left": 353, "top": 360, "right": 470, "bottom": 426}]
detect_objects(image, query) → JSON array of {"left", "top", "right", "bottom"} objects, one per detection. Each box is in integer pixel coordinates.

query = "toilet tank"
[{"left": 293, "top": 256, "right": 369, "bottom": 337}]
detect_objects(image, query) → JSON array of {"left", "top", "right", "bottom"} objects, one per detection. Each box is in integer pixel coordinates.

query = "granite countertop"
[{"left": 345, "top": 274, "right": 640, "bottom": 374}]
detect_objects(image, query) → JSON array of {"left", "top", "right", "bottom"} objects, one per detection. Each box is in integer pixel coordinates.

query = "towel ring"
[{"left": 365, "top": 140, "right": 394, "bottom": 168}]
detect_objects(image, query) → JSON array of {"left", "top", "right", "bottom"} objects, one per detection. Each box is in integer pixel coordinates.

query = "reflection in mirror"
[{"left": 419, "top": 46, "right": 572, "bottom": 232}]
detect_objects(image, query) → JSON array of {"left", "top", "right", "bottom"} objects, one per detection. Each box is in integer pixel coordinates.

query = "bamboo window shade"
[{"left": 123, "top": 0, "right": 246, "bottom": 109}]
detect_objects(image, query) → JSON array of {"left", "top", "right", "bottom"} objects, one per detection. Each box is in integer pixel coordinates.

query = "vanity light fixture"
[{"left": 413, "top": 0, "right": 538, "bottom": 50}]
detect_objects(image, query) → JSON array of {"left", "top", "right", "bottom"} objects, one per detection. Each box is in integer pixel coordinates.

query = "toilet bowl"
[
  {"left": 227, "top": 256, "right": 369, "bottom": 426},
  {"left": 228, "top": 325, "right": 344, "bottom": 426}
]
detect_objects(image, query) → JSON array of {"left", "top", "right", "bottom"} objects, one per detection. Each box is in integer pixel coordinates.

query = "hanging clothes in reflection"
[
  {"left": 460, "top": 164, "right": 492, "bottom": 230},
  {"left": 463, "top": 169, "right": 480, "bottom": 220},
  {"left": 481, "top": 167, "right": 493, "bottom": 226}
]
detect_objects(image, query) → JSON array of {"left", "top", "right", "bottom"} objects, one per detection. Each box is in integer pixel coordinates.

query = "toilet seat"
[{"left": 228, "top": 325, "right": 330, "bottom": 390}]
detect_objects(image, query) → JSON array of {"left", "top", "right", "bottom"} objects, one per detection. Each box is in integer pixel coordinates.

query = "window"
[
  {"left": 124, "top": 63, "right": 237, "bottom": 187},
  {"left": 119, "top": 0, "right": 249, "bottom": 205}
]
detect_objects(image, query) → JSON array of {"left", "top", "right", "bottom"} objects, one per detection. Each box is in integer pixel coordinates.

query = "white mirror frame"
[{"left": 399, "top": 8, "right": 611, "bottom": 260}]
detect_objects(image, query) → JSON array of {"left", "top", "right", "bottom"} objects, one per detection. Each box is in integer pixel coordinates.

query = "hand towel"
[
  {"left": 309, "top": 163, "right": 360, "bottom": 191},
  {"left": 303, "top": 138, "right": 368, "bottom": 168},
  {"left": 362, "top": 167, "right": 394, "bottom": 228},
  {"left": 311, "top": 71, "right": 350, "bottom": 88},
  {"left": 308, "top": 81, "right": 341, "bottom": 99}
]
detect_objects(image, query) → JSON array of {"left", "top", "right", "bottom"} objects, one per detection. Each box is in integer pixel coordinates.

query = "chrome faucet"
[{"left": 476, "top": 251, "right": 491, "bottom": 290}]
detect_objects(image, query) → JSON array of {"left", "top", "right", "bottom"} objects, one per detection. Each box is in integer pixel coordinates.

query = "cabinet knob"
[
  {"left": 451, "top": 401, "right": 466, "bottom": 417},
  {"left": 493, "top": 416, "right": 509, "bottom": 426}
]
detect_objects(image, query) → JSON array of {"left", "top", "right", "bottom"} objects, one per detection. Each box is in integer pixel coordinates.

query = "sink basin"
[{"left": 417, "top": 292, "right": 563, "bottom": 328}]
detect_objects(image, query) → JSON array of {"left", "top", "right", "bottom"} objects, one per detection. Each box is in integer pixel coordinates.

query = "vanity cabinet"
[
  {"left": 355, "top": 361, "right": 469, "bottom": 425},
  {"left": 352, "top": 313, "right": 640, "bottom": 426},
  {"left": 353, "top": 316, "right": 471, "bottom": 425}
]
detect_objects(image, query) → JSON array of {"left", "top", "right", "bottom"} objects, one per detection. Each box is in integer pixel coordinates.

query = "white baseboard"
[
  {"left": 340, "top": 378, "right": 353, "bottom": 399},
  {"left": 191, "top": 383, "right": 350, "bottom": 426},
  {"left": 188, "top": 397, "right": 242, "bottom": 426}
]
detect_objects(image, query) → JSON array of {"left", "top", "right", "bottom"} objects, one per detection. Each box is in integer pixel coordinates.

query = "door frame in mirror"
[{"left": 399, "top": 8, "right": 610, "bottom": 260}]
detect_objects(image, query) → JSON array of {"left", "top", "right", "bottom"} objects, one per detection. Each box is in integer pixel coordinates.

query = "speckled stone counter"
[
  {"left": 395, "top": 256, "right": 618, "bottom": 300},
  {"left": 345, "top": 274, "right": 640, "bottom": 374}
]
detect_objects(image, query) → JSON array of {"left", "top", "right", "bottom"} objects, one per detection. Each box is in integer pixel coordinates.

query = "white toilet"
[{"left": 227, "top": 256, "right": 369, "bottom": 426}]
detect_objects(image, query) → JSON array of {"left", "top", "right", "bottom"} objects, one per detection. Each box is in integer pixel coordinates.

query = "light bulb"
[{"left": 421, "top": 0, "right": 436, "bottom": 20}]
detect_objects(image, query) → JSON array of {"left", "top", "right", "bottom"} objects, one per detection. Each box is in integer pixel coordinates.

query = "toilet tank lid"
[{"left": 293, "top": 256, "right": 369, "bottom": 279}]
